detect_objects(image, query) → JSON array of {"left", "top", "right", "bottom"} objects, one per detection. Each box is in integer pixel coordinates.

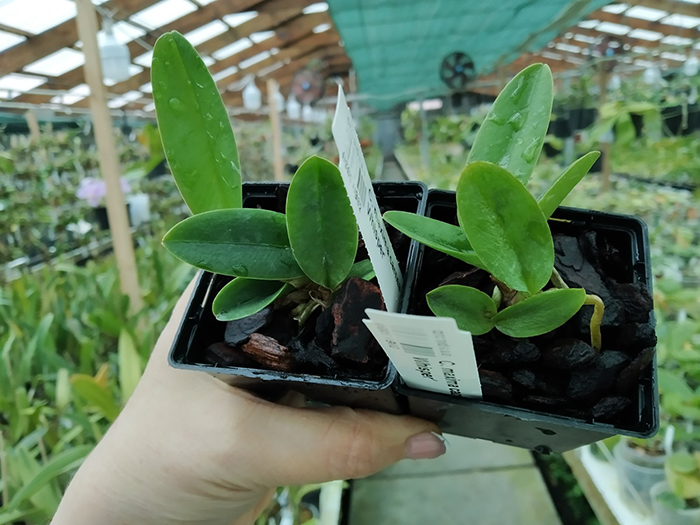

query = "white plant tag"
[
  {"left": 364, "top": 309, "right": 482, "bottom": 398},
  {"left": 332, "top": 86, "right": 402, "bottom": 312},
  {"left": 664, "top": 424, "right": 675, "bottom": 454}
]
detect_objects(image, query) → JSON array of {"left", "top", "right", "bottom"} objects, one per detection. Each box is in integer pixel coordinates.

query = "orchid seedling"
[
  {"left": 384, "top": 64, "right": 605, "bottom": 350},
  {"left": 152, "top": 32, "right": 373, "bottom": 323}
]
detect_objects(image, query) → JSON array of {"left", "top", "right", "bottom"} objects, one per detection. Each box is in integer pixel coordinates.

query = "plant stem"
[
  {"left": 550, "top": 268, "right": 569, "bottom": 289},
  {"left": 0, "top": 430, "right": 9, "bottom": 506},
  {"left": 584, "top": 294, "right": 605, "bottom": 351}
]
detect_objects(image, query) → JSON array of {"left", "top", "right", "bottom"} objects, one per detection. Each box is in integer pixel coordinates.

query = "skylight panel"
[
  {"left": 212, "top": 38, "right": 252, "bottom": 60},
  {"left": 602, "top": 3, "right": 628, "bottom": 14},
  {"left": 108, "top": 90, "right": 143, "bottom": 108},
  {"left": 223, "top": 12, "right": 258, "bottom": 27},
  {"left": 249, "top": 31, "right": 275, "bottom": 44},
  {"left": 50, "top": 84, "right": 90, "bottom": 105},
  {"left": 303, "top": 2, "right": 328, "bottom": 14},
  {"left": 0, "top": 29, "right": 25, "bottom": 52},
  {"left": 184, "top": 20, "right": 229, "bottom": 46},
  {"left": 632, "top": 46, "right": 648, "bottom": 53},
  {"left": 661, "top": 35, "right": 693, "bottom": 45},
  {"left": 257, "top": 61, "right": 284, "bottom": 76},
  {"left": 573, "top": 34, "right": 596, "bottom": 44},
  {"left": 313, "top": 23, "right": 331, "bottom": 33},
  {"left": 628, "top": 28, "right": 664, "bottom": 41},
  {"left": 24, "top": 48, "right": 85, "bottom": 77},
  {"left": 0, "top": 0, "right": 76, "bottom": 34},
  {"left": 143, "top": 102, "right": 156, "bottom": 112},
  {"left": 540, "top": 51, "right": 563, "bottom": 60},
  {"left": 625, "top": 6, "right": 667, "bottom": 21},
  {"left": 0, "top": 73, "right": 47, "bottom": 98},
  {"left": 202, "top": 56, "right": 215, "bottom": 66},
  {"left": 661, "top": 51, "right": 687, "bottom": 61},
  {"left": 578, "top": 20, "right": 600, "bottom": 29},
  {"left": 634, "top": 59, "right": 654, "bottom": 67},
  {"left": 662, "top": 14, "right": 700, "bottom": 28},
  {"left": 596, "top": 21, "right": 630, "bottom": 35},
  {"left": 110, "top": 22, "right": 147, "bottom": 44},
  {"left": 134, "top": 51, "right": 154, "bottom": 67},
  {"left": 140, "top": 82, "right": 153, "bottom": 93},
  {"left": 239, "top": 51, "right": 271, "bottom": 69},
  {"left": 130, "top": 0, "right": 198, "bottom": 30},
  {"left": 555, "top": 43, "right": 581, "bottom": 53},
  {"left": 212, "top": 66, "right": 239, "bottom": 81}
]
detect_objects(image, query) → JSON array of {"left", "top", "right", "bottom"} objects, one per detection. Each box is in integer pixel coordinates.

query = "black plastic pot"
[
  {"left": 395, "top": 190, "right": 659, "bottom": 453},
  {"left": 168, "top": 181, "right": 427, "bottom": 414}
]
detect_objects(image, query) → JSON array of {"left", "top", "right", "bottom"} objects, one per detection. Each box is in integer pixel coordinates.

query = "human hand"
[{"left": 52, "top": 279, "right": 446, "bottom": 525}]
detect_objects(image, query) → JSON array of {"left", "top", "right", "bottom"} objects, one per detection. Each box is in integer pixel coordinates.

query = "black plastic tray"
[
  {"left": 169, "top": 181, "right": 427, "bottom": 414},
  {"left": 395, "top": 189, "right": 659, "bottom": 453}
]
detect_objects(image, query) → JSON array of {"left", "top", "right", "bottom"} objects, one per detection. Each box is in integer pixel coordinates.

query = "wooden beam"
[
  {"left": 75, "top": 0, "right": 143, "bottom": 312},
  {"left": 0, "top": 0, "right": 163, "bottom": 77}
]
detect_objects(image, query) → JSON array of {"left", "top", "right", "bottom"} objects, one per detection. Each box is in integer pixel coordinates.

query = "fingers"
[{"left": 247, "top": 403, "right": 445, "bottom": 486}]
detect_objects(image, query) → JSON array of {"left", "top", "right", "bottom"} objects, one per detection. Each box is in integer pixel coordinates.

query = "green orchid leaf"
[
  {"left": 212, "top": 279, "right": 291, "bottom": 321},
  {"left": 162, "top": 209, "right": 304, "bottom": 280},
  {"left": 656, "top": 492, "right": 686, "bottom": 511},
  {"left": 457, "top": 161, "right": 554, "bottom": 294},
  {"left": 468, "top": 63, "right": 553, "bottom": 184},
  {"left": 347, "top": 259, "right": 375, "bottom": 281},
  {"left": 538, "top": 151, "right": 600, "bottom": 218},
  {"left": 152, "top": 31, "right": 242, "bottom": 214},
  {"left": 492, "top": 288, "right": 586, "bottom": 338},
  {"left": 286, "top": 156, "right": 358, "bottom": 289},
  {"left": 426, "top": 285, "right": 497, "bottom": 335},
  {"left": 383, "top": 211, "right": 483, "bottom": 268}
]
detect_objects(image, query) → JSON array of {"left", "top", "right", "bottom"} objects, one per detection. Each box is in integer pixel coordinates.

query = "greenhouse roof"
[
  {"left": 327, "top": 0, "right": 610, "bottom": 109},
  {"left": 0, "top": 0, "right": 350, "bottom": 113},
  {"left": 4, "top": 0, "right": 700, "bottom": 114}
]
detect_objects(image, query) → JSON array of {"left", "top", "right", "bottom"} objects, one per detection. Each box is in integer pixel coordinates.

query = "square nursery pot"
[
  {"left": 169, "top": 181, "right": 427, "bottom": 414},
  {"left": 395, "top": 189, "right": 659, "bottom": 453}
]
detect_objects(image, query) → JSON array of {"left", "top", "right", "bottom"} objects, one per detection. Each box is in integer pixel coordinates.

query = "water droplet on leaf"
[
  {"left": 507, "top": 112, "right": 524, "bottom": 131},
  {"left": 169, "top": 98, "right": 183, "bottom": 110},
  {"left": 522, "top": 139, "right": 540, "bottom": 163}
]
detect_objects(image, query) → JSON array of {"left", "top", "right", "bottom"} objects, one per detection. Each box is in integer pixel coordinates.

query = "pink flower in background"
[{"left": 77, "top": 177, "right": 131, "bottom": 207}]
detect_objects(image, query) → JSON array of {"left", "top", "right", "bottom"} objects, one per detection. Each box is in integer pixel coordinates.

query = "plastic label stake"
[
  {"left": 332, "top": 86, "right": 402, "bottom": 312},
  {"left": 364, "top": 310, "right": 482, "bottom": 398}
]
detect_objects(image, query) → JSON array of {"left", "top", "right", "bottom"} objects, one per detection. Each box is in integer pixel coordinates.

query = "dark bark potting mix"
[
  {"left": 411, "top": 200, "right": 656, "bottom": 427},
  {"left": 186, "top": 184, "right": 414, "bottom": 381}
]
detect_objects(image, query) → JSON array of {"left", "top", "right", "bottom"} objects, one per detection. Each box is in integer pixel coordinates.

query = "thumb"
[{"left": 251, "top": 404, "right": 445, "bottom": 486}]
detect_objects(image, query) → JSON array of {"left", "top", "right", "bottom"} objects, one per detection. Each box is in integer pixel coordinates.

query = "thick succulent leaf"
[
  {"left": 162, "top": 209, "right": 304, "bottom": 280},
  {"left": 347, "top": 259, "right": 376, "bottom": 281},
  {"left": 286, "top": 156, "right": 358, "bottom": 289},
  {"left": 493, "top": 288, "right": 586, "bottom": 338},
  {"left": 457, "top": 161, "right": 554, "bottom": 294},
  {"left": 468, "top": 63, "right": 553, "bottom": 184},
  {"left": 212, "top": 279, "right": 291, "bottom": 321},
  {"left": 152, "top": 31, "right": 241, "bottom": 213},
  {"left": 426, "top": 285, "right": 497, "bottom": 335},
  {"left": 383, "top": 211, "right": 483, "bottom": 268},
  {"left": 538, "top": 151, "right": 600, "bottom": 218}
]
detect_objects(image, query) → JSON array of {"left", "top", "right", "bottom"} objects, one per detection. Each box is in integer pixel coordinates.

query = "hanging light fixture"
[
  {"left": 286, "top": 94, "right": 301, "bottom": 119},
  {"left": 99, "top": 18, "right": 131, "bottom": 83},
  {"left": 242, "top": 79, "right": 262, "bottom": 110},
  {"left": 684, "top": 55, "right": 700, "bottom": 77},
  {"left": 608, "top": 73, "right": 622, "bottom": 91},
  {"left": 643, "top": 65, "right": 662, "bottom": 87}
]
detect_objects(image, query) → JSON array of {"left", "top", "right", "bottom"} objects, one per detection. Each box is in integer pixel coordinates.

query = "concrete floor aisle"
[{"left": 349, "top": 436, "right": 562, "bottom": 525}]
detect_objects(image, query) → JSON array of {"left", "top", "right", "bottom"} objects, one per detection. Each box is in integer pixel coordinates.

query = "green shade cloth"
[{"left": 328, "top": 0, "right": 610, "bottom": 109}]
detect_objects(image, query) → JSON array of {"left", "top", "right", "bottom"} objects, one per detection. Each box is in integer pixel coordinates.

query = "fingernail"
[{"left": 404, "top": 431, "right": 447, "bottom": 460}]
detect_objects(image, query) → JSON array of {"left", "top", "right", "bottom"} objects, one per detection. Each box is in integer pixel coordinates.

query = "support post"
[
  {"left": 598, "top": 66, "right": 611, "bottom": 193},
  {"left": 267, "top": 79, "right": 284, "bottom": 182},
  {"left": 75, "top": 0, "right": 143, "bottom": 312},
  {"left": 24, "top": 110, "right": 40, "bottom": 143},
  {"left": 419, "top": 99, "right": 430, "bottom": 171}
]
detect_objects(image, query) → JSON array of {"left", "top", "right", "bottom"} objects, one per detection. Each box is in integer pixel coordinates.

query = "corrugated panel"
[{"left": 328, "top": 0, "right": 610, "bottom": 108}]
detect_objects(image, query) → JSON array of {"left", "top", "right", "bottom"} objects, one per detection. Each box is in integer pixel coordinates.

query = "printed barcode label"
[
  {"left": 364, "top": 309, "right": 482, "bottom": 398},
  {"left": 332, "top": 86, "right": 402, "bottom": 312},
  {"left": 400, "top": 343, "right": 436, "bottom": 358}
]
